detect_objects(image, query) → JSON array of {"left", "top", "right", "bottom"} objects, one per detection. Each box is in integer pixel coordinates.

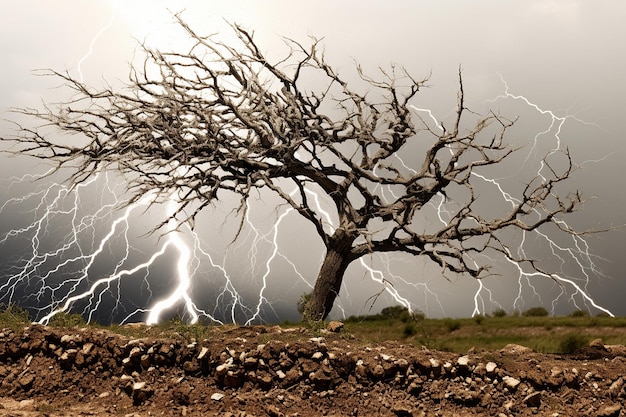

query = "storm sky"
[{"left": 1, "top": 1, "right": 625, "bottom": 322}]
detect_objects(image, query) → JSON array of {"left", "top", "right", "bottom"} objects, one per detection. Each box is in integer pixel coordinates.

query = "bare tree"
[{"left": 4, "top": 17, "right": 590, "bottom": 321}]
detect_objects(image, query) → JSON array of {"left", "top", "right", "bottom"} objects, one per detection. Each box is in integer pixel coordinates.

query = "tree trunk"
[{"left": 303, "top": 234, "right": 354, "bottom": 321}]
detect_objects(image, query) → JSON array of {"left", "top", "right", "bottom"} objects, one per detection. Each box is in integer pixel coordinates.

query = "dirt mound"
[{"left": 1, "top": 324, "right": 625, "bottom": 416}]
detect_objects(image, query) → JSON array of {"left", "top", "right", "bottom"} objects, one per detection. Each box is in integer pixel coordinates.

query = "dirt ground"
[{"left": 1, "top": 323, "right": 625, "bottom": 417}]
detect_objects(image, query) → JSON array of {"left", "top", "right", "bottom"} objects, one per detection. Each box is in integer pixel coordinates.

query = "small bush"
[
  {"left": 403, "top": 322, "right": 418, "bottom": 337},
  {"left": 522, "top": 307, "right": 549, "bottom": 317},
  {"left": 380, "top": 305, "right": 409, "bottom": 321},
  {"left": 48, "top": 311, "right": 86, "bottom": 328},
  {"left": 492, "top": 308, "right": 508, "bottom": 318},
  {"left": 297, "top": 292, "right": 312, "bottom": 315},
  {"left": 474, "top": 314, "right": 485, "bottom": 325},
  {"left": 559, "top": 333, "right": 588, "bottom": 354},
  {"left": 0, "top": 303, "right": 31, "bottom": 328},
  {"left": 570, "top": 309, "right": 590, "bottom": 318},
  {"left": 444, "top": 319, "right": 462, "bottom": 332}
]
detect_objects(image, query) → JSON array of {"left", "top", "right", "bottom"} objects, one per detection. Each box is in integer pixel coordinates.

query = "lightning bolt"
[
  {"left": 1, "top": 12, "right": 613, "bottom": 325},
  {"left": 77, "top": 13, "right": 114, "bottom": 83},
  {"left": 410, "top": 76, "right": 613, "bottom": 317}
]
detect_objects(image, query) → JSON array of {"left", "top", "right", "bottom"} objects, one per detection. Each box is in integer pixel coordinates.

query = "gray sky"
[{"left": 1, "top": 1, "right": 625, "bottom": 322}]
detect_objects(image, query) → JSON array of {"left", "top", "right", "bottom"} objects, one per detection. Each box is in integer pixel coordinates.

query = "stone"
[
  {"left": 18, "top": 374, "right": 34, "bottom": 389},
  {"left": 326, "top": 321, "right": 344, "bottom": 332},
  {"left": 499, "top": 344, "right": 533, "bottom": 355},
  {"left": 82, "top": 342, "right": 94, "bottom": 355},
  {"left": 597, "top": 404, "right": 622, "bottom": 417},
  {"left": 609, "top": 377, "right": 624, "bottom": 397},
  {"left": 523, "top": 391, "right": 542, "bottom": 408},
  {"left": 589, "top": 338, "right": 607, "bottom": 349},
  {"left": 485, "top": 362, "right": 498, "bottom": 373},
  {"left": 457, "top": 355, "right": 470, "bottom": 367},
  {"left": 131, "top": 381, "right": 153, "bottom": 405},
  {"left": 129, "top": 346, "right": 142, "bottom": 358},
  {"left": 19, "top": 399, "right": 35, "bottom": 408},
  {"left": 502, "top": 376, "right": 520, "bottom": 389},
  {"left": 198, "top": 346, "right": 209, "bottom": 360},
  {"left": 210, "top": 392, "right": 224, "bottom": 401},
  {"left": 392, "top": 405, "right": 413, "bottom": 416}
]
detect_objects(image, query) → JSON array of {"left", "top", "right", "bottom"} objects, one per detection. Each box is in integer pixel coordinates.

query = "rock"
[
  {"left": 485, "top": 362, "right": 498, "bottom": 373},
  {"left": 18, "top": 374, "right": 34, "bottom": 389},
  {"left": 198, "top": 346, "right": 209, "bottom": 360},
  {"left": 499, "top": 344, "right": 533, "bottom": 355},
  {"left": 447, "top": 388, "right": 481, "bottom": 405},
  {"left": 609, "top": 377, "right": 624, "bottom": 397},
  {"left": 211, "top": 392, "right": 225, "bottom": 401},
  {"left": 502, "top": 376, "right": 520, "bottom": 389},
  {"left": 457, "top": 355, "right": 470, "bottom": 367},
  {"left": 597, "top": 404, "right": 622, "bottom": 417},
  {"left": 183, "top": 360, "right": 201, "bottom": 374},
  {"left": 326, "top": 321, "right": 344, "bottom": 332},
  {"left": 129, "top": 346, "right": 142, "bottom": 358},
  {"left": 216, "top": 358, "right": 234, "bottom": 374},
  {"left": 392, "top": 405, "right": 413, "bottom": 416},
  {"left": 81, "top": 342, "right": 94, "bottom": 355},
  {"left": 140, "top": 354, "right": 151, "bottom": 368},
  {"left": 59, "top": 348, "right": 78, "bottom": 367},
  {"left": 522, "top": 391, "right": 542, "bottom": 407},
  {"left": 19, "top": 399, "right": 35, "bottom": 408},
  {"left": 223, "top": 370, "right": 243, "bottom": 388},
  {"left": 589, "top": 338, "right": 607, "bottom": 349},
  {"left": 131, "top": 381, "right": 153, "bottom": 405},
  {"left": 370, "top": 364, "right": 385, "bottom": 379}
]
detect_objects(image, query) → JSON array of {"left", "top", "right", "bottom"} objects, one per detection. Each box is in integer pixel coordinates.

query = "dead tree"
[{"left": 4, "top": 17, "right": 589, "bottom": 321}]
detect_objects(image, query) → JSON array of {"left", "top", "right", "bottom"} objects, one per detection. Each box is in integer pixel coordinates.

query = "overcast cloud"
[{"left": 1, "top": 1, "right": 625, "bottom": 322}]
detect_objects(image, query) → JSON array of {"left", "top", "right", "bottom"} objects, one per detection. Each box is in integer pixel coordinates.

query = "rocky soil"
[{"left": 1, "top": 323, "right": 625, "bottom": 416}]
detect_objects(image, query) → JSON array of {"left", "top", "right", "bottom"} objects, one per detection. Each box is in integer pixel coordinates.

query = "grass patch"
[
  {"left": 0, "top": 303, "right": 31, "bottom": 330},
  {"left": 559, "top": 333, "right": 589, "bottom": 354}
]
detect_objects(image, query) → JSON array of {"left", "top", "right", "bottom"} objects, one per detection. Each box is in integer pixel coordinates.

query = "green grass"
[
  {"left": 0, "top": 303, "right": 31, "bottom": 330},
  {"left": 2, "top": 304, "right": 626, "bottom": 354},
  {"left": 343, "top": 314, "right": 626, "bottom": 353}
]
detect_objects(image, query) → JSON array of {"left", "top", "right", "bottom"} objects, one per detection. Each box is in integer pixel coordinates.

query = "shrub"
[
  {"left": 570, "top": 309, "right": 590, "bottom": 318},
  {"left": 0, "top": 303, "right": 31, "bottom": 328},
  {"left": 48, "top": 311, "right": 86, "bottom": 328},
  {"left": 522, "top": 307, "right": 549, "bottom": 317},
  {"left": 403, "top": 322, "right": 418, "bottom": 337},
  {"left": 492, "top": 308, "right": 508, "bottom": 318},
  {"left": 380, "top": 305, "right": 409, "bottom": 320},
  {"left": 444, "top": 319, "right": 462, "bottom": 332},
  {"left": 559, "top": 333, "right": 588, "bottom": 354},
  {"left": 297, "top": 292, "right": 312, "bottom": 315},
  {"left": 474, "top": 314, "right": 485, "bottom": 325},
  {"left": 380, "top": 305, "right": 425, "bottom": 322}
]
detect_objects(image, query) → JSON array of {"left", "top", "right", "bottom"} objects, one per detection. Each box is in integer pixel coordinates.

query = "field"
[{"left": 4, "top": 304, "right": 626, "bottom": 354}]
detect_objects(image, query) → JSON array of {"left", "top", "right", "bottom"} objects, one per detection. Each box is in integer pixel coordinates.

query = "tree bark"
[{"left": 304, "top": 233, "right": 355, "bottom": 321}]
